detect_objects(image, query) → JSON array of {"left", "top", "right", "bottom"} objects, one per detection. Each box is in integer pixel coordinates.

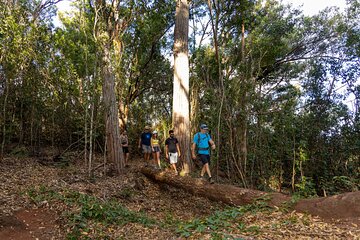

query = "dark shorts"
[
  {"left": 152, "top": 146, "right": 160, "bottom": 153},
  {"left": 198, "top": 154, "right": 210, "bottom": 165},
  {"left": 142, "top": 144, "right": 152, "bottom": 154},
  {"left": 122, "top": 147, "right": 129, "bottom": 154}
]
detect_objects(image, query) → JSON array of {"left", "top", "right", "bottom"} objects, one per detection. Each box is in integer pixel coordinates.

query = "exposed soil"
[
  {"left": 295, "top": 191, "right": 360, "bottom": 226},
  {"left": 0, "top": 155, "right": 359, "bottom": 239},
  {"left": 0, "top": 208, "right": 60, "bottom": 240}
]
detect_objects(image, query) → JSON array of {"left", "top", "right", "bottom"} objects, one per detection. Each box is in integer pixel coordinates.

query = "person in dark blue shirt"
[
  {"left": 138, "top": 126, "right": 152, "bottom": 165},
  {"left": 191, "top": 124, "right": 216, "bottom": 184}
]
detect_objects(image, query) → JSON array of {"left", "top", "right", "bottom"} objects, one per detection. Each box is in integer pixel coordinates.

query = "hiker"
[
  {"left": 165, "top": 129, "right": 181, "bottom": 175},
  {"left": 138, "top": 126, "right": 152, "bottom": 165},
  {"left": 191, "top": 123, "right": 216, "bottom": 184},
  {"left": 120, "top": 130, "right": 129, "bottom": 166},
  {"left": 151, "top": 130, "right": 161, "bottom": 169}
]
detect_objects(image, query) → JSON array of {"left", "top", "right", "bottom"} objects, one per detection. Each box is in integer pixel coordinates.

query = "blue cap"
[{"left": 200, "top": 124, "right": 208, "bottom": 130}]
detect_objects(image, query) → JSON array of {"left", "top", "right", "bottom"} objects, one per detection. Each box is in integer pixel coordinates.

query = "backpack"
[{"left": 195, "top": 133, "right": 210, "bottom": 154}]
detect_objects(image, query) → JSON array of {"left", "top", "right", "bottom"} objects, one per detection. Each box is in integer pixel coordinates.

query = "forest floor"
[{"left": 0, "top": 152, "right": 359, "bottom": 240}]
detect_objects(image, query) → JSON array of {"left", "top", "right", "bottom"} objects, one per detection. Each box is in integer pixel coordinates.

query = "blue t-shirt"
[
  {"left": 141, "top": 132, "right": 152, "bottom": 146},
  {"left": 193, "top": 133, "right": 211, "bottom": 155}
]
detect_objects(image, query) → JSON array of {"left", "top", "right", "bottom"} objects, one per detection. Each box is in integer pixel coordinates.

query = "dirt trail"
[
  {"left": 0, "top": 156, "right": 359, "bottom": 239},
  {"left": 0, "top": 208, "right": 60, "bottom": 240}
]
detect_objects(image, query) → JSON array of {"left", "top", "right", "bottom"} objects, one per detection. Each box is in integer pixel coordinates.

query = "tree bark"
[
  {"left": 102, "top": 45, "right": 124, "bottom": 173},
  {"left": 141, "top": 167, "right": 288, "bottom": 207},
  {"left": 1, "top": 78, "right": 9, "bottom": 159},
  {"left": 94, "top": 0, "right": 130, "bottom": 174},
  {"left": 141, "top": 167, "right": 360, "bottom": 221},
  {"left": 173, "top": 0, "right": 192, "bottom": 174}
]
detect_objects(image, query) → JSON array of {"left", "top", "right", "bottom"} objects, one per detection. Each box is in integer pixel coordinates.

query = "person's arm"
[
  {"left": 191, "top": 142, "right": 197, "bottom": 159},
  {"left": 124, "top": 136, "right": 128, "bottom": 147},
  {"left": 165, "top": 144, "right": 169, "bottom": 159},
  {"left": 151, "top": 138, "right": 156, "bottom": 152}
]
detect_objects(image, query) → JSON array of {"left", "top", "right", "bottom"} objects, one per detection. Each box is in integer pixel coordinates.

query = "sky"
[
  {"left": 54, "top": 0, "right": 355, "bottom": 109},
  {"left": 281, "top": 0, "right": 346, "bottom": 15},
  {"left": 54, "top": 0, "right": 348, "bottom": 27}
]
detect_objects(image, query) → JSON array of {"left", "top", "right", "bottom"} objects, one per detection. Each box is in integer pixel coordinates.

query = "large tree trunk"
[
  {"left": 94, "top": 0, "right": 130, "bottom": 174},
  {"left": 102, "top": 45, "right": 124, "bottom": 173},
  {"left": 141, "top": 167, "right": 360, "bottom": 221},
  {"left": 173, "top": 0, "right": 192, "bottom": 174}
]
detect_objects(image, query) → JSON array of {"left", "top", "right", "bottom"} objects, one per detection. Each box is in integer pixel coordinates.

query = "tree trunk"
[
  {"left": 292, "top": 133, "right": 296, "bottom": 192},
  {"left": 102, "top": 45, "right": 124, "bottom": 173},
  {"left": 238, "top": 19, "right": 248, "bottom": 186},
  {"left": 118, "top": 100, "right": 129, "bottom": 130},
  {"left": 1, "top": 78, "right": 9, "bottom": 159},
  {"left": 141, "top": 167, "right": 288, "bottom": 207},
  {"left": 141, "top": 167, "right": 360, "bottom": 221},
  {"left": 190, "top": 83, "right": 199, "bottom": 142},
  {"left": 173, "top": 0, "right": 191, "bottom": 174},
  {"left": 88, "top": 54, "right": 98, "bottom": 176},
  {"left": 94, "top": 0, "right": 130, "bottom": 174}
]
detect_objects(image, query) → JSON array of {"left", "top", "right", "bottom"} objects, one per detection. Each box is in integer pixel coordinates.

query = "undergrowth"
[
  {"left": 27, "top": 186, "right": 155, "bottom": 239},
  {"left": 176, "top": 199, "right": 272, "bottom": 239},
  {"left": 27, "top": 186, "right": 274, "bottom": 239}
]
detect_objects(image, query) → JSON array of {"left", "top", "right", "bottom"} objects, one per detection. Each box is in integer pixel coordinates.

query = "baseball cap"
[
  {"left": 152, "top": 130, "right": 158, "bottom": 134},
  {"left": 200, "top": 124, "right": 208, "bottom": 130},
  {"left": 144, "top": 126, "right": 150, "bottom": 130}
]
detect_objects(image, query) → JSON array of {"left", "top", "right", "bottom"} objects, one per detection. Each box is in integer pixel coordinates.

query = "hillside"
[{"left": 0, "top": 155, "right": 359, "bottom": 239}]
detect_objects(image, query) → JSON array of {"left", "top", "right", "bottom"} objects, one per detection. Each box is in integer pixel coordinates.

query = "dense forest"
[{"left": 1, "top": 0, "right": 359, "bottom": 199}]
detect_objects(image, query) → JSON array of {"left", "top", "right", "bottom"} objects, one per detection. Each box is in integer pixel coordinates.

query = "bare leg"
[
  {"left": 204, "top": 163, "right": 212, "bottom": 178},
  {"left": 156, "top": 152, "right": 161, "bottom": 168},
  {"left": 125, "top": 153, "right": 129, "bottom": 165},
  {"left": 146, "top": 153, "right": 151, "bottom": 165},
  {"left": 171, "top": 163, "right": 178, "bottom": 174},
  {"left": 201, "top": 165, "right": 206, "bottom": 177}
]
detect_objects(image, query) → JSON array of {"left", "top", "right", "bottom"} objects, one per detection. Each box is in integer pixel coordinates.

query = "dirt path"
[
  {"left": 0, "top": 208, "right": 60, "bottom": 240},
  {"left": 0, "top": 156, "right": 359, "bottom": 239}
]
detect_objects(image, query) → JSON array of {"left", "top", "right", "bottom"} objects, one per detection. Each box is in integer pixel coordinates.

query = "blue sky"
[
  {"left": 281, "top": 0, "right": 346, "bottom": 15},
  {"left": 55, "top": 0, "right": 347, "bottom": 27},
  {"left": 54, "top": 0, "right": 355, "bottom": 110}
]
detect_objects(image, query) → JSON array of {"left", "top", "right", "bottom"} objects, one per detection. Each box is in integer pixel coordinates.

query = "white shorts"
[{"left": 169, "top": 152, "right": 178, "bottom": 164}]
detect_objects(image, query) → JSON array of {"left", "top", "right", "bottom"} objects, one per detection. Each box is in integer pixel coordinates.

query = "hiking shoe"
[{"left": 209, "top": 177, "right": 214, "bottom": 184}]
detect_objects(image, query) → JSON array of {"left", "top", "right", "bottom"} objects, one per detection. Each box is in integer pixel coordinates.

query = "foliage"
[
  {"left": 26, "top": 186, "right": 279, "bottom": 239},
  {"left": 294, "top": 176, "right": 318, "bottom": 198},
  {"left": 176, "top": 201, "right": 271, "bottom": 238},
  {"left": 0, "top": 0, "right": 359, "bottom": 197},
  {"left": 189, "top": 0, "right": 360, "bottom": 195},
  {"left": 27, "top": 186, "right": 155, "bottom": 239},
  {"left": 320, "top": 175, "right": 359, "bottom": 195}
]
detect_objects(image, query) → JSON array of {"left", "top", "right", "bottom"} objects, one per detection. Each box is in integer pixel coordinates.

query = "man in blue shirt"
[
  {"left": 191, "top": 124, "right": 216, "bottom": 183},
  {"left": 138, "top": 126, "right": 152, "bottom": 165}
]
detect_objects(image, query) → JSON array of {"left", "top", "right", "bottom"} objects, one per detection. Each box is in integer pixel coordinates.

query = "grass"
[
  {"left": 27, "top": 186, "right": 155, "bottom": 239},
  {"left": 176, "top": 200, "right": 272, "bottom": 238},
  {"left": 27, "top": 186, "right": 276, "bottom": 239}
]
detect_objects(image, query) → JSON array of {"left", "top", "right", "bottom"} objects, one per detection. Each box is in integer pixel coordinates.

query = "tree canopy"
[{"left": 0, "top": 0, "right": 359, "bottom": 196}]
